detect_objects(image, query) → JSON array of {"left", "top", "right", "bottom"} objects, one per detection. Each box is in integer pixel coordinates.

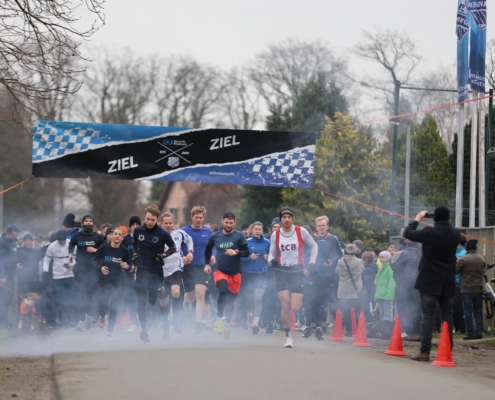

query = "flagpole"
[
  {"left": 469, "top": 90, "right": 479, "bottom": 227},
  {"left": 479, "top": 94, "right": 486, "bottom": 227},
  {"left": 456, "top": 104, "right": 465, "bottom": 227}
]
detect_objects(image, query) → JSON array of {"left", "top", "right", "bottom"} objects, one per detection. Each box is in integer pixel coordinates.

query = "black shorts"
[
  {"left": 163, "top": 270, "right": 183, "bottom": 297},
  {"left": 274, "top": 269, "right": 304, "bottom": 294},
  {"left": 183, "top": 264, "right": 209, "bottom": 293},
  {"left": 242, "top": 272, "right": 267, "bottom": 293},
  {"left": 134, "top": 267, "right": 163, "bottom": 296}
]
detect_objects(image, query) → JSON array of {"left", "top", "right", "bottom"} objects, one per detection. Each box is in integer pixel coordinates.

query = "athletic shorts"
[
  {"left": 134, "top": 267, "right": 163, "bottom": 303},
  {"left": 241, "top": 272, "right": 267, "bottom": 293},
  {"left": 183, "top": 264, "right": 210, "bottom": 292},
  {"left": 274, "top": 269, "right": 305, "bottom": 294},
  {"left": 214, "top": 270, "right": 242, "bottom": 295},
  {"left": 163, "top": 270, "right": 183, "bottom": 297}
]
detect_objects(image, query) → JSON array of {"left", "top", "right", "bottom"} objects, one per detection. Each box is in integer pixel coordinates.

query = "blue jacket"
[
  {"left": 362, "top": 262, "right": 378, "bottom": 299},
  {"left": 455, "top": 246, "right": 466, "bottom": 283},
  {"left": 313, "top": 232, "right": 342, "bottom": 277},
  {"left": 242, "top": 235, "right": 270, "bottom": 274}
]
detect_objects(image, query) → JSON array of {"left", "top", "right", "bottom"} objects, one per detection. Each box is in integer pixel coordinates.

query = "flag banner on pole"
[
  {"left": 457, "top": 0, "right": 470, "bottom": 102},
  {"left": 32, "top": 120, "right": 316, "bottom": 188},
  {"left": 466, "top": 0, "right": 487, "bottom": 93}
]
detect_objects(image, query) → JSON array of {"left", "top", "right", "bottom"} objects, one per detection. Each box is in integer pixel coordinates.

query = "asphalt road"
[{"left": 2, "top": 323, "right": 494, "bottom": 400}]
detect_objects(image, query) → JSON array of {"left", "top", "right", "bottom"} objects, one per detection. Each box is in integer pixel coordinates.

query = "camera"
[{"left": 425, "top": 212, "right": 434, "bottom": 219}]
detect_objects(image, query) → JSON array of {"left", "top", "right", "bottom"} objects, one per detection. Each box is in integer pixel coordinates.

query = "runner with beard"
[
  {"left": 93, "top": 227, "right": 132, "bottom": 341},
  {"left": 122, "top": 216, "right": 141, "bottom": 333},
  {"left": 159, "top": 212, "right": 194, "bottom": 340},
  {"left": 205, "top": 212, "right": 248, "bottom": 340},
  {"left": 268, "top": 207, "right": 318, "bottom": 348},
  {"left": 133, "top": 205, "right": 176, "bottom": 344},
  {"left": 69, "top": 215, "right": 105, "bottom": 332}
]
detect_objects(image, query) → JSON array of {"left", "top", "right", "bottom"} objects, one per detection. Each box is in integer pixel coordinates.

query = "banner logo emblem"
[
  {"left": 168, "top": 157, "right": 179, "bottom": 168},
  {"left": 152, "top": 237, "right": 158, "bottom": 243}
]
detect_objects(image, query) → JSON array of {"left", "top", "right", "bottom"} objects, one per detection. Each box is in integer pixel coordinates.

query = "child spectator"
[{"left": 374, "top": 251, "right": 396, "bottom": 322}]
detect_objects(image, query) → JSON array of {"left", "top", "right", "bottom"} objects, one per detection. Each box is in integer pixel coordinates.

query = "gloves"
[
  {"left": 155, "top": 253, "right": 167, "bottom": 262},
  {"left": 270, "top": 260, "right": 280, "bottom": 269},
  {"left": 132, "top": 253, "right": 138, "bottom": 266}
]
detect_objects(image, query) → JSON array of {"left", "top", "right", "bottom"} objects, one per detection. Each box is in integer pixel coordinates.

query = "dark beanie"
[
  {"left": 466, "top": 239, "right": 478, "bottom": 251},
  {"left": 49, "top": 231, "right": 58, "bottom": 243},
  {"left": 82, "top": 214, "right": 95, "bottom": 223},
  {"left": 241, "top": 222, "right": 250, "bottom": 230},
  {"left": 56, "top": 229, "right": 67, "bottom": 241},
  {"left": 62, "top": 213, "right": 75, "bottom": 228},
  {"left": 271, "top": 217, "right": 280, "bottom": 227},
  {"left": 23, "top": 233, "right": 33, "bottom": 241},
  {"left": 434, "top": 206, "right": 450, "bottom": 222},
  {"left": 373, "top": 248, "right": 381, "bottom": 256},
  {"left": 129, "top": 216, "right": 141, "bottom": 228}
]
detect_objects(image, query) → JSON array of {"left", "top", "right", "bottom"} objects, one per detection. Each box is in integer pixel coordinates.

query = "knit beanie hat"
[
  {"left": 379, "top": 251, "right": 391, "bottom": 262},
  {"left": 271, "top": 217, "right": 281, "bottom": 227},
  {"left": 129, "top": 216, "right": 141, "bottom": 228},
  {"left": 373, "top": 248, "right": 381, "bottom": 257},
  {"left": 466, "top": 239, "right": 478, "bottom": 251},
  {"left": 62, "top": 213, "right": 75, "bottom": 228},
  {"left": 353, "top": 240, "right": 364, "bottom": 250},
  {"left": 345, "top": 243, "right": 357, "bottom": 254},
  {"left": 82, "top": 214, "right": 95, "bottom": 224},
  {"left": 434, "top": 206, "right": 450, "bottom": 222},
  {"left": 241, "top": 222, "right": 250, "bottom": 230}
]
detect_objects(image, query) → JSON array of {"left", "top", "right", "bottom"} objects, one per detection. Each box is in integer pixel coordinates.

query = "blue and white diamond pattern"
[{"left": 250, "top": 148, "right": 314, "bottom": 182}]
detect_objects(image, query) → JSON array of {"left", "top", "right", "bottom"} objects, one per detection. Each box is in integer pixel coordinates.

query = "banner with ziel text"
[{"left": 32, "top": 121, "right": 316, "bottom": 188}]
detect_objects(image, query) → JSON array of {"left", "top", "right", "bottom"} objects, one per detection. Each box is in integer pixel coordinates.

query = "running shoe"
[
  {"left": 126, "top": 324, "right": 137, "bottom": 333},
  {"left": 107, "top": 332, "right": 114, "bottom": 342},
  {"left": 84, "top": 315, "right": 92, "bottom": 331},
  {"left": 98, "top": 317, "right": 105, "bottom": 329},
  {"left": 214, "top": 318, "right": 225, "bottom": 334},
  {"left": 265, "top": 322, "right": 273, "bottom": 335},
  {"left": 321, "top": 326, "right": 328, "bottom": 335},
  {"left": 194, "top": 321, "right": 203, "bottom": 336},
  {"left": 203, "top": 320, "right": 212, "bottom": 330},
  {"left": 252, "top": 325, "right": 260, "bottom": 334},
  {"left": 183, "top": 300, "right": 192, "bottom": 312},
  {"left": 75, "top": 320, "right": 84, "bottom": 332},
  {"left": 315, "top": 327, "right": 323, "bottom": 341},
  {"left": 171, "top": 319, "right": 182, "bottom": 333},
  {"left": 302, "top": 327, "right": 311, "bottom": 338},
  {"left": 284, "top": 337, "right": 294, "bottom": 348},
  {"left": 140, "top": 329, "right": 150, "bottom": 344},
  {"left": 223, "top": 323, "right": 231, "bottom": 340},
  {"left": 298, "top": 324, "right": 308, "bottom": 333}
]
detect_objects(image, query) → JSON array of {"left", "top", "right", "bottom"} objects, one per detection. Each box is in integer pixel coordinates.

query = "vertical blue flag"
[
  {"left": 466, "top": 0, "right": 487, "bottom": 93},
  {"left": 457, "top": 0, "right": 470, "bottom": 102}
]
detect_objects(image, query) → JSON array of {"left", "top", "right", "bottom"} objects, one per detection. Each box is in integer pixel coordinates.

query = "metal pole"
[
  {"left": 404, "top": 122, "right": 411, "bottom": 227},
  {"left": 479, "top": 94, "right": 486, "bottom": 227},
  {"left": 456, "top": 105, "right": 465, "bottom": 227},
  {"left": 470, "top": 90, "right": 479, "bottom": 227},
  {"left": 0, "top": 184, "right": 3, "bottom": 233},
  {"left": 390, "top": 80, "right": 400, "bottom": 238},
  {"left": 486, "top": 89, "right": 493, "bottom": 214}
]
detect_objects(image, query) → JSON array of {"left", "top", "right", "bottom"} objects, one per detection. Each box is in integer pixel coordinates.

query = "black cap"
[
  {"left": 7, "top": 224, "right": 20, "bottom": 233},
  {"left": 241, "top": 222, "right": 250, "bottom": 230},
  {"left": 466, "top": 239, "right": 478, "bottom": 251},
  {"left": 223, "top": 212, "right": 236, "bottom": 220},
  {"left": 62, "top": 213, "right": 75, "bottom": 228},
  {"left": 129, "top": 216, "right": 141, "bottom": 228},
  {"left": 434, "top": 206, "right": 450, "bottom": 222},
  {"left": 106, "top": 225, "right": 116, "bottom": 235},
  {"left": 56, "top": 229, "right": 67, "bottom": 241}
]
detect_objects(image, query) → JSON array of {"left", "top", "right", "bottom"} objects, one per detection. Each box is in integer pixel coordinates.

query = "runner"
[
  {"left": 133, "top": 205, "right": 176, "bottom": 344},
  {"left": 205, "top": 212, "right": 248, "bottom": 339},
  {"left": 159, "top": 212, "right": 193, "bottom": 340},
  {"left": 93, "top": 226, "right": 132, "bottom": 341},
  {"left": 268, "top": 206, "right": 318, "bottom": 348},
  {"left": 69, "top": 214, "right": 105, "bottom": 332},
  {"left": 241, "top": 222, "right": 270, "bottom": 334},
  {"left": 181, "top": 206, "right": 215, "bottom": 335},
  {"left": 122, "top": 216, "right": 141, "bottom": 333}
]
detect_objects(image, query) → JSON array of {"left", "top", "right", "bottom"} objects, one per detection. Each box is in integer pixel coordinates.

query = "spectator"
[
  {"left": 0, "top": 224, "right": 21, "bottom": 327},
  {"left": 453, "top": 236, "right": 467, "bottom": 334},
  {"left": 17, "top": 233, "right": 40, "bottom": 297},
  {"left": 353, "top": 240, "right": 364, "bottom": 259},
  {"left": 374, "top": 251, "right": 396, "bottom": 322},
  {"left": 335, "top": 244, "right": 363, "bottom": 336},
  {"left": 387, "top": 242, "right": 396, "bottom": 255},
  {"left": 456, "top": 239, "right": 486, "bottom": 340},
  {"left": 404, "top": 206, "right": 461, "bottom": 362},
  {"left": 361, "top": 252, "right": 377, "bottom": 322}
]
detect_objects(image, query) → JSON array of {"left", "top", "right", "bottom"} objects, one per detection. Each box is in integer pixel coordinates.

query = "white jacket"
[{"left": 43, "top": 241, "right": 74, "bottom": 279}]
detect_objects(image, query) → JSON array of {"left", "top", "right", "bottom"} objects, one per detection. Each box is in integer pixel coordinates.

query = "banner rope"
[
  {"left": 0, "top": 178, "right": 31, "bottom": 195},
  {"left": 0, "top": 282, "right": 25, "bottom": 300},
  {"left": 312, "top": 187, "right": 495, "bottom": 247}
]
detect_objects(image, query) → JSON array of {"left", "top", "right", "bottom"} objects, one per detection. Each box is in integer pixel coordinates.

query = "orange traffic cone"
[
  {"left": 126, "top": 308, "right": 131, "bottom": 325},
  {"left": 329, "top": 308, "right": 346, "bottom": 342},
  {"left": 118, "top": 312, "right": 125, "bottom": 327},
  {"left": 432, "top": 321, "right": 457, "bottom": 367},
  {"left": 353, "top": 312, "right": 371, "bottom": 347},
  {"left": 351, "top": 308, "right": 357, "bottom": 337},
  {"left": 290, "top": 311, "right": 298, "bottom": 331},
  {"left": 385, "top": 316, "right": 407, "bottom": 356}
]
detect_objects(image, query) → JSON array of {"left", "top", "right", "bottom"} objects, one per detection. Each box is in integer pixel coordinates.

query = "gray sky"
[{"left": 89, "top": 0, "right": 494, "bottom": 76}]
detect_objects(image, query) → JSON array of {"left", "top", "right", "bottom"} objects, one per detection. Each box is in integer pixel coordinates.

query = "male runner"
[
  {"left": 122, "top": 216, "right": 141, "bottom": 332},
  {"left": 182, "top": 206, "right": 215, "bottom": 335},
  {"left": 205, "top": 212, "right": 248, "bottom": 340},
  {"left": 268, "top": 206, "right": 318, "bottom": 348},
  {"left": 159, "top": 212, "right": 193, "bottom": 340},
  {"left": 69, "top": 214, "right": 105, "bottom": 332},
  {"left": 133, "top": 205, "right": 176, "bottom": 343}
]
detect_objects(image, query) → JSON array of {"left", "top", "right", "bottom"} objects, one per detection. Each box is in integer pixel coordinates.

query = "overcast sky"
[{"left": 89, "top": 0, "right": 494, "bottom": 78}]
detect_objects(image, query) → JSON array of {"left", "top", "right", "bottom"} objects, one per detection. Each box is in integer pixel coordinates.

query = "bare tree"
[
  {"left": 248, "top": 38, "right": 346, "bottom": 109},
  {"left": 151, "top": 56, "right": 225, "bottom": 128},
  {"left": 351, "top": 27, "right": 422, "bottom": 111},
  {"left": 0, "top": 0, "right": 104, "bottom": 124}
]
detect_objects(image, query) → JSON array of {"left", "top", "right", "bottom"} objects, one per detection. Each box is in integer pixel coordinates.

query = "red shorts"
[{"left": 213, "top": 270, "right": 242, "bottom": 295}]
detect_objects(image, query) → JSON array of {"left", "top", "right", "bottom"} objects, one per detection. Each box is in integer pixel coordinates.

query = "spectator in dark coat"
[
  {"left": 361, "top": 252, "right": 377, "bottom": 322},
  {"left": 404, "top": 206, "right": 461, "bottom": 362}
]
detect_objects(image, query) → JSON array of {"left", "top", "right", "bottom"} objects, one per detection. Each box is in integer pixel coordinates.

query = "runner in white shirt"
[
  {"left": 159, "top": 212, "right": 194, "bottom": 340},
  {"left": 268, "top": 206, "right": 318, "bottom": 348}
]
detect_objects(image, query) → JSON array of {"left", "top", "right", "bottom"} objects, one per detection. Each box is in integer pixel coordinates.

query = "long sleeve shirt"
[{"left": 43, "top": 241, "right": 74, "bottom": 280}]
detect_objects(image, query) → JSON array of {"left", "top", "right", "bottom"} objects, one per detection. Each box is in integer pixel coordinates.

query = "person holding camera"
[{"left": 404, "top": 206, "right": 461, "bottom": 362}]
